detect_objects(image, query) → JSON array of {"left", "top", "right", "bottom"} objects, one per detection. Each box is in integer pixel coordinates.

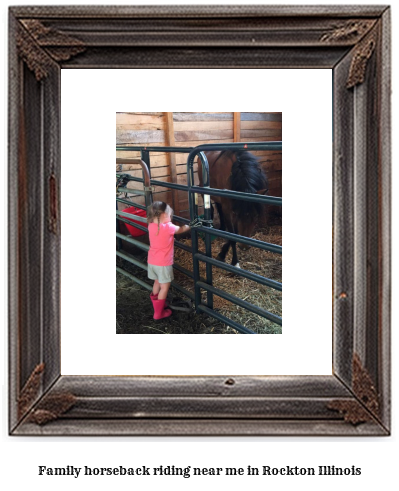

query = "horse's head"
[{"left": 236, "top": 188, "right": 268, "bottom": 250}]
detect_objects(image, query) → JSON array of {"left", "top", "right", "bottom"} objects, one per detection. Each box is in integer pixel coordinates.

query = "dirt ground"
[{"left": 116, "top": 224, "right": 282, "bottom": 335}]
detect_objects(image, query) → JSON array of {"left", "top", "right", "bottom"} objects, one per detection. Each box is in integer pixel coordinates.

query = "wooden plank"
[
  {"left": 176, "top": 193, "right": 190, "bottom": 214},
  {"left": 252, "top": 150, "right": 282, "bottom": 157},
  {"left": 241, "top": 112, "right": 282, "bottom": 122},
  {"left": 379, "top": 7, "right": 392, "bottom": 430},
  {"left": 176, "top": 162, "right": 197, "bottom": 174},
  {"left": 125, "top": 174, "right": 172, "bottom": 185},
  {"left": 51, "top": 372, "right": 352, "bottom": 399},
  {"left": 241, "top": 129, "right": 282, "bottom": 138},
  {"left": 123, "top": 182, "right": 145, "bottom": 191},
  {"left": 266, "top": 176, "right": 282, "bottom": 185},
  {"left": 54, "top": 44, "right": 348, "bottom": 69},
  {"left": 121, "top": 195, "right": 145, "bottom": 207},
  {"left": 152, "top": 191, "right": 173, "bottom": 208},
  {"left": 260, "top": 162, "right": 282, "bottom": 173},
  {"left": 241, "top": 120, "right": 282, "bottom": 130},
  {"left": 117, "top": 121, "right": 166, "bottom": 131},
  {"left": 116, "top": 164, "right": 170, "bottom": 178},
  {"left": 177, "top": 189, "right": 189, "bottom": 200},
  {"left": 116, "top": 114, "right": 165, "bottom": 126},
  {"left": 116, "top": 129, "right": 166, "bottom": 144},
  {"left": 234, "top": 112, "right": 241, "bottom": 142},
  {"left": 117, "top": 150, "right": 171, "bottom": 157},
  {"left": 53, "top": 397, "right": 359, "bottom": 419},
  {"left": 177, "top": 198, "right": 189, "bottom": 209},
  {"left": 258, "top": 154, "right": 282, "bottom": 162},
  {"left": 173, "top": 121, "right": 233, "bottom": 131},
  {"left": 175, "top": 151, "right": 280, "bottom": 172},
  {"left": 117, "top": 112, "right": 163, "bottom": 116},
  {"left": 173, "top": 112, "right": 233, "bottom": 122},
  {"left": 116, "top": 152, "right": 170, "bottom": 167},
  {"left": 333, "top": 51, "right": 355, "bottom": 385},
  {"left": 361, "top": 31, "right": 380, "bottom": 387},
  {"left": 116, "top": 113, "right": 164, "bottom": 124},
  {"left": 126, "top": 190, "right": 172, "bottom": 205},
  {"left": 268, "top": 175, "right": 282, "bottom": 185},
  {"left": 268, "top": 181, "right": 281, "bottom": 189},
  {"left": 258, "top": 162, "right": 282, "bottom": 170},
  {"left": 240, "top": 136, "right": 282, "bottom": 142},
  {"left": 177, "top": 173, "right": 199, "bottom": 186},
  {"left": 259, "top": 163, "right": 282, "bottom": 172},
  {"left": 17, "top": 417, "right": 386, "bottom": 437},
  {"left": 268, "top": 176, "right": 282, "bottom": 188},
  {"left": 124, "top": 183, "right": 172, "bottom": 195},
  {"left": 175, "top": 153, "right": 197, "bottom": 165},
  {"left": 174, "top": 138, "right": 234, "bottom": 147},
  {"left": 164, "top": 112, "right": 178, "bottom": 210},
  {"left": 175, "top": 130, "right": 233, "bottom": 142}
]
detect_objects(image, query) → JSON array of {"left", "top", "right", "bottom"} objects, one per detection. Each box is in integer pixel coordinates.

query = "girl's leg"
[
  {"left": 152, "top": 279, "right": 160, "bottom": 296},
  {"left": 158, "top": 282, "right": 171, "bottom": 300},
  {"left": 152, "top": 282, "right": 172, "bottom": 319}
]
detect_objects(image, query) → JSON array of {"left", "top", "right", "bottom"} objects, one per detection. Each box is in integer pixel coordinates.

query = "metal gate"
[{"left": 116, "top": 142, "right": 282, "bottom": 334}]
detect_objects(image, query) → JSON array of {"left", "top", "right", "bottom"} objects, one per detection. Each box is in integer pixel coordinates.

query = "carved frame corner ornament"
[
  {"left": 320, "top": 19, "right": 376, "bottom": 43},
  {"left": 346, "top": 27, "right": 379, "bottom": 88},
  {"left": 327, "top": 354, "right": 381, "bottom": 425},
  {"left": 17, "top": 19, "right": 86, "bottom": 81},
  {"left": 17, "top": 363, "right": 45, "bottom": 419},
  {"left": 9, "top": 5, "right": 391, "bottom": 436},
  {"left": 319, "top": 19, "right": 379, "bottom": 89},
  {"left": 27, "top": 392, "right": 77, "bottom": 425}
]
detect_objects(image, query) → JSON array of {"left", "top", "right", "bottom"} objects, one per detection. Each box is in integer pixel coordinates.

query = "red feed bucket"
[{"left": 121, "top": 206, "right": 148, "bottom": 237}]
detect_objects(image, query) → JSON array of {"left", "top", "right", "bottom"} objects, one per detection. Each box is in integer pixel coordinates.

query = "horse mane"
[{"left": 227, "top": 150, "right": 268, "bottom": 216}]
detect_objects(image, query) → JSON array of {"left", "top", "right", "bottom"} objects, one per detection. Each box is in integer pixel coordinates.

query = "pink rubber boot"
[
  {"left": 150, "top": 292, "right": 169, "bottom": 307},
  {"left": 153, "top": 298, "right": 172, "bottom": 320}
]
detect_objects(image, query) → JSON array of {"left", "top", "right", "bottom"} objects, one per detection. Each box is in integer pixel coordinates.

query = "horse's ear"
[{"left": 256, "top": 188, "right": 268, "bottom": 195}]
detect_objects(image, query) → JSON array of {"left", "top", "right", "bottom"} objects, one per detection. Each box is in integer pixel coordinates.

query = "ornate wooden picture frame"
[{"left": 8, "top": 5, "right": 391, "bottom": 435}]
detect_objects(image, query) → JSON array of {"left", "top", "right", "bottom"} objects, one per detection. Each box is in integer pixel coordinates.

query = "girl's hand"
[{"left": 189, "top": 217, "right": 202, "bottom": 228}]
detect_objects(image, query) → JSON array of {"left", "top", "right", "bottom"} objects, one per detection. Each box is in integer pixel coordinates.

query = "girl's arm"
[{"left": 175, "top": 224, "right": 190, "bottom": 234}]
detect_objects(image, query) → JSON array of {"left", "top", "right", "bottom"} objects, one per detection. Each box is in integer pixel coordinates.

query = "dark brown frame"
[{"left": 9, "top": 5, "right": 391, "bottom": 436}]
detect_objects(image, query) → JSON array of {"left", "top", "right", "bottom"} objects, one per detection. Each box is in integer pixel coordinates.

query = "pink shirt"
[{"left": 148, "top": 220, "right": 180, "bottom": 266}]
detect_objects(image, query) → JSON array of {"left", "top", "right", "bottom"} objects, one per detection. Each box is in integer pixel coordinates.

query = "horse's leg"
[
  {"left": 216, "top": 241, "right": 231, "bottom": 263},
  {"left": 230, "top": 239, "right": 239, "bottom": 268},
  {"left": 216, "top": 206, "right": 233, "bottom": 262},
  {"left": 229, "top": 220, "right": 239, "bottom": 268},
  {"left": 215, "top": 202, "right": 226, "bottom": 231},
  {"left": 214, "top": 202, "right": 231, "bottom": 262},
  {"left": 216, "top": 217, "right": 240, "bottom": 267},
  {"left": 216, "top": 207, "right": 231, "bottom": 262}
]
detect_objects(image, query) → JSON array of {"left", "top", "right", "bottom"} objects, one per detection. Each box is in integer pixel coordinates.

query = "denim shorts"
[{"left": 147, "top": 264, "right": 174, "bottom": 283}]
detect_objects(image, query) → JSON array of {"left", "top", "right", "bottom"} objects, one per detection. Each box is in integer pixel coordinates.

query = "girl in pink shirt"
[{"left": 147, "top": 201, "right": 190, "bottom": 320}]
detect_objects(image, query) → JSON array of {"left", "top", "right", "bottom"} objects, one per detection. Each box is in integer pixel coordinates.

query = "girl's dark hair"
[{"left": 147, "top": 201, "right": 173, "bottom": 235}]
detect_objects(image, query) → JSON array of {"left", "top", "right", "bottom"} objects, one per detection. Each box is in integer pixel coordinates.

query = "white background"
[
  {"left": 1, "top": 1, "right": 397, "bottom": 491},
  {"left": 61, "top": 68, "right": 332, "bottom": 376}
]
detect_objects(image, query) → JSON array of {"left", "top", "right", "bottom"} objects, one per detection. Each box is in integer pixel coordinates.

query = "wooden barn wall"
[
  {"left": 116, "top": 112, "right": 282, "bottom": 222},
  {"left": 116, "top": 112, "right": 172, "bottom": 214},
  {"left": 173, "top": 112, "right": 235, "bottom": 216},
  {"left": 238, "top": 112, "right": 282, "bottom": 224}
]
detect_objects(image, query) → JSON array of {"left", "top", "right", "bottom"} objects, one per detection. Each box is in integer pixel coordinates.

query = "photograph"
[{"left": 115, "top": 112, "right": 283, "bottom": 334}]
